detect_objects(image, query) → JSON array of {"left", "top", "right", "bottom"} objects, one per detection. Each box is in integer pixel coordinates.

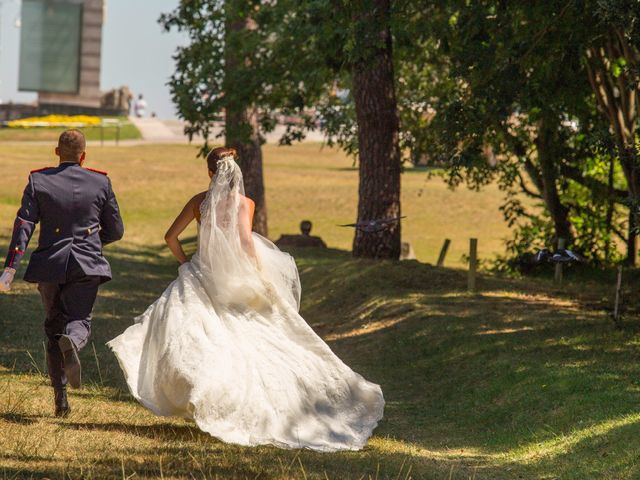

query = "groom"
[{"left": 0, "top": 129, "right": 124, "bottom": 417}]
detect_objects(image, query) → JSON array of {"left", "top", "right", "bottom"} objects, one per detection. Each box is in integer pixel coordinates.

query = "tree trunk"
[
  {"left": 535, "top": 117, "right": 574, "bottom": 247},
  {"left": 618, "top": 146, "right": 639, "bottom": 264},
  {"left": 224, "top": 6, "right": 268, "bottom": 236},
  {"left": 604, "top": 153, "right": 615, "bottom": 262},
  {"left": 351, "top": 0, "right": 402, "bottom": 259},
  {"left": 627, "top": 204, "right": 637, "bottom": 263},
  {"left": 225, "top": 105, "right": 268, "bottom": 236}
]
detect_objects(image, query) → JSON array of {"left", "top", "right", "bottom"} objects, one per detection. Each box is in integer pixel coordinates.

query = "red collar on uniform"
[{"left": 85, "top": 167, "right": 108, "bottom": 175}]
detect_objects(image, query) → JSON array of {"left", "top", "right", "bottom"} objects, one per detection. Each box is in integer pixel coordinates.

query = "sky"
[{"left": 0, "top": 0, "right": 187, "bottom": 119}]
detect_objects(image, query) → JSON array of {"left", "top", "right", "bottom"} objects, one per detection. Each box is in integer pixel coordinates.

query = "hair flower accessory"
[
  {"left": 213, "top": 154, "right": 239, "bottom": 188},
  {"left": 216, "top": 154, "right": 235, "bottom": 175}
]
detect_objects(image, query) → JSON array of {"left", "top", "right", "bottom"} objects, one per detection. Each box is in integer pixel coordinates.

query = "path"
[
  {"left": 128, "top": 116, "right": 185, "bottom": 143},
  {"left": 131, "top": 117, "right": 326, "bottom": 144}
]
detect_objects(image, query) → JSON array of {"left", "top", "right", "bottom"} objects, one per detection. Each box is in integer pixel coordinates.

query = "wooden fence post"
[
  {"left": 554, "top": 238, "right": 566, "bottom": 286},
  {"left": 468, "top": 238, "right": 478, "bottom": 293},
  {"left": 437, "top": 239, "right": 451, "bottom": 267}
]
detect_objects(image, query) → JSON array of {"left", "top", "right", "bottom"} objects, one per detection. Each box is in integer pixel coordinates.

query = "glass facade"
[{"left": 18, "top": 0, "right": 83, "bottom": 93}]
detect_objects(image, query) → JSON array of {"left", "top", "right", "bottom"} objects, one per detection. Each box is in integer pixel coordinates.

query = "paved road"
[{"left": 129, "top": 117, "right": 181, "bottom": 143}]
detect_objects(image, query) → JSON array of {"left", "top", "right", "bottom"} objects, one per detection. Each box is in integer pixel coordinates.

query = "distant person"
[
  {"left": 134, "top": 94, "right": 147, "bottom": 118},
  {"left": 0, "top": 130, "right": 124, "bottom": 417},
  {"left": 107, "top": 147, "right": 384, "bottom": 451}
]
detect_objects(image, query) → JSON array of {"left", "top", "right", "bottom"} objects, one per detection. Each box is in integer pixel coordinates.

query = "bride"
[{"left": 107, "top": 147, "right": 384, "bottom": 452}]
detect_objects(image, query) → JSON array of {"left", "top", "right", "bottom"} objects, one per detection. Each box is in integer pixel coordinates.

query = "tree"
[
  {"left": 403, "top": 1, "right": 632, "bottom": 264},
  {"left": 160, "top": 1, "right": 268, "bottom": 235},
  {"left": 585, "top": 1, "right": 640, "bottom": 264},
  {"left": 164, "top": 0, "right": 410, "bottom": 258},
  {"left": 350, "top": 1, "right": 402, "bottom": 258},
  {"left": 224, "top": 2, "right": 267, "bottom": 235},
  {"left": 260, "top": 0, "right": 403, "bottom": 258},
  {"left": 419, "top": 3, "right": 586, "bottom": 244}
]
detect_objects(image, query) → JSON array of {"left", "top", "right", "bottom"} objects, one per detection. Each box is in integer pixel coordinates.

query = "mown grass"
[
  {"left": 0, "top": 143, "right": 515, "bottom": 266},
  {"left": 0, "top": 118, "right": 141, "bottom": 143},
  {"left": 0, "top": 143, "right": 639, "bottom": 479}
]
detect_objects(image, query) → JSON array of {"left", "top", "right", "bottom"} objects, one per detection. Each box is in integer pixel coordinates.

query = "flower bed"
[{"left": 7, "top": 115, "right": 102, "bottom": 128}]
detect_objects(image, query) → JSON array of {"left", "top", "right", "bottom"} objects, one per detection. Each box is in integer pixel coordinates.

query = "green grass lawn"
[
  {"left": 0, "top": 143, "right": 639, "bottom": 479},
  {"left": 0, "top": 118, "right": 141, "bottom": 143}
]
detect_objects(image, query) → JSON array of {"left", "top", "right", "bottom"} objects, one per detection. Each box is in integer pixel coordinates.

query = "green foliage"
[
  {"left": 406, "top": 0, "right": 640, "bottom": 266},
  {"left": 159, "top": 1, "right": 341, "bottom": 154},
  {"left": 160, "top": 0, "right": 640, "bottom": 265},
  {"left": 160, "top": 1, "right": 431, "bottom": 157},
  {"left": 498, "top": 149, "right": 627, "bottom": 270}
]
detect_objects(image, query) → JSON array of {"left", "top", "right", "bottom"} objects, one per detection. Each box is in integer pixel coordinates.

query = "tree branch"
[
  {"left": 586, "top": 59, "right": 607, "bottom": 116},
  {"left": 590, "top": 45, "right": 631, "bottom": 152},
  {"left": 613, "top": 225, "right": 627, "bottom": 244},
  {"left": 516, "top": 171, "right": 543, "bottom": 199},
  {"left": 560, "top": 164, "right": 628, "bottom": 202},
  {"left": 523, "top": 157, "right": 544, "bottom": 194}
]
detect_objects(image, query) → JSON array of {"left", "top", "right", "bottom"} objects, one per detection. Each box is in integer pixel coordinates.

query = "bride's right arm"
[
  {"left": 239, "top": 198, "right": 259, "bottom": 265},
  {"left": 164, "top": 197, "right": 197, "bottom": 265}
]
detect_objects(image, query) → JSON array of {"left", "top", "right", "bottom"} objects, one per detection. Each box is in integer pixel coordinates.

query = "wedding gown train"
[{"left": 107, "top": 156, "right": 384, "bottom": 452}]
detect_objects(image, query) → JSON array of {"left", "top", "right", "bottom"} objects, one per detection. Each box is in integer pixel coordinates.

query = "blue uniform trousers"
[{"left": 38, "top": 256, "right": 101, "bottom": 389}]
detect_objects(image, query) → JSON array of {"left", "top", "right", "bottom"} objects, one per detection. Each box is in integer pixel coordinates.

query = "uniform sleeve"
[
  {"left": 4, "top": 175, "right": 39, "bottom": 270},
  {"left": 99, "top": 178, "right": 124, "bottom": 245}
]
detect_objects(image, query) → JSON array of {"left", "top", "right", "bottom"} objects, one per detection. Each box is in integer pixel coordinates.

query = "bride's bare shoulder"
[
  {"left": 191, "top": 191, "right": 207, "bottom": 206},
  {"left": 188, "top": 191, "right": 208, "bottom": 220}
]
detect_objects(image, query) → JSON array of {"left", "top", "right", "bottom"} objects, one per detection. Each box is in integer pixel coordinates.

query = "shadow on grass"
[
  {"left": 1, "top": 440, "right": 465, "bottom": 480},
  {"left": 63, "top": 420, "right": 215, "bottom": 443},
  {"left": 0, "top": 412, "right": 39, "bottom": 426},
  {"left": 285, "top": 247, "right": 640, "bottom": 476},
  {"left": 2, "top": 240, "right": 640, "bottom": 478},
  {"left": 0, "top": 465, "right": 63, "bottom": 480}
]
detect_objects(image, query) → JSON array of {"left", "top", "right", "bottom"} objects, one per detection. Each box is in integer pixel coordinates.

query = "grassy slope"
[{"left": 0, "top": 144, "right": 639, "bottom": 479}]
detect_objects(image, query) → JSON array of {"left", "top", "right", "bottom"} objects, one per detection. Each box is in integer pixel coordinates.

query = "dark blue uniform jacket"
[{"left": 4, "top": 162, "right": 124, "bottom": 284}]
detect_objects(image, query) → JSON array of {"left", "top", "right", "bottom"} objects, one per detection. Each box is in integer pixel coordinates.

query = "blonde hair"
[{"left": 58, "top": 129, "right": 86, "bottom": 161}]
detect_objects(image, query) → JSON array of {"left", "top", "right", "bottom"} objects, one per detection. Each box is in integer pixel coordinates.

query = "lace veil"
[{"left": 194, "top": 155, "right": 301, "bottom": 312}]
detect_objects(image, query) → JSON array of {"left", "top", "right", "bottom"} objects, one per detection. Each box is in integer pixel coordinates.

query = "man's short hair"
[{"left": 58, "top": 129, "right": 86, "bottom": 161}]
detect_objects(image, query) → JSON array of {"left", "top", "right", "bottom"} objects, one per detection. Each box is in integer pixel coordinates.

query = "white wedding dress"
[{"left": 107, "top": 156, "right": 384, "bottom": 452}]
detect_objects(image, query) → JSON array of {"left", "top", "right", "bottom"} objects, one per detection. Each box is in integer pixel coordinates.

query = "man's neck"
[{"left": 59, "top": 161, "right": 80, "bottom": 166}]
